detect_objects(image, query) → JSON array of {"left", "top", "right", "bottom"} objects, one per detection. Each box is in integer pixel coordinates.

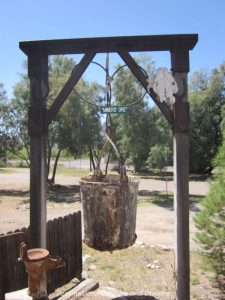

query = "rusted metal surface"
[
  {"left": 80, "top": 174, "right": 139, "bottom": 251},
  {"left": 28, "top": 249, "right": 49, "bottom": 261},
  {"left": 19, "top": 243, "right": 65, "bottom": 299}
]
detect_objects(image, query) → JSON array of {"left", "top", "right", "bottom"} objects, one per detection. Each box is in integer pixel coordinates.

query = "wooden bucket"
[{"left": 79, "top": 174, "right": 139, "bottom": 251}]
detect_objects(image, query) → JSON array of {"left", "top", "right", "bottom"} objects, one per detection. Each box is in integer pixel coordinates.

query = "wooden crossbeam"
[
  {"left": 19, "top": 34, "right": 198, "bottom": 55},
  {"left": 47, "top": 51, "right": 96, "bottom": 125},
  {"left": 118, "top": 50, "right": 174, "bottom": 125}
]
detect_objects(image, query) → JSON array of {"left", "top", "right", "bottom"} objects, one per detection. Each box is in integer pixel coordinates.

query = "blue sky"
[{"left": 1, "top": 0, "right": 225, "bottom": 98}]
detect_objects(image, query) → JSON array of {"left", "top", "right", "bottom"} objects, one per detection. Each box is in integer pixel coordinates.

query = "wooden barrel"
[{"left": 79, "top": 174, "right": 139, "bottom": 251}]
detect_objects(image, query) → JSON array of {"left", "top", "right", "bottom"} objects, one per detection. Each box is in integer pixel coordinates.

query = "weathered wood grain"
[
  {"left": 58, "top": 279, "right": 99, "bottom": 300},
  {"left": 20, "top": 34, "right": 198, "bottom": 55}
]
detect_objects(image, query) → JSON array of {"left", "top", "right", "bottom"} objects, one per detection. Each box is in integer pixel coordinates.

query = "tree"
[
  {"left": 0, "top": 83, "right": 9, "bottom": 166},
  {"left": 147, "top": 143, "right": 172, "bottom": 196},
  {"left": 9, "top": 67, "right": 30, "bottom": 165},
  {"left": 112, "top": 55, "right": 156, "bottom": 172},
  {"left": 5, "top": 56, "right": 101, "bottom": 182},
  {"left": 147, "top": 144, "right": 171, "bottom": 171},
  {"left": 47, "top": 56, "right": 102, "bottom": 182},
  {"left": 189, "top": 63, "right": 225, "bottom": 173},
  {"left": 194, "top": 130, "right": 225, "bottom": 289},
  {"left": 149, "top": 106, "right": 173, "bottom": 161},
  {"left": 47, "top": 55, "right": 77, "bottom": 181}
]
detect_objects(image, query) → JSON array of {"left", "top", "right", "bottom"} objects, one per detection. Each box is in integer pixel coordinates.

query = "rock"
[
  {"left": 88, "top": 264, "right": 96, "bottom": 271},
  {"left": 83, "top": 254, "right": 91, "bottom": 263},
  {"left": 135, "top": 241, "right": 145, "bottom": 247},
  {"left": 147, "top": 260, "right": 161, "bottom": 269},
  {"left": 161, "top": 245, "right": 172, "bottom": 251},
  {"left": 82, "top": 271, "right": 89, "bottom": 279}
]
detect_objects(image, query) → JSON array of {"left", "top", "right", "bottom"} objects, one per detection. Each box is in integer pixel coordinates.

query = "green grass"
[
  {"left": 0, "top": 168, "right": 16, "bottom": 174},
  {"left": 137, "top": 198, "right": 154, "bottom": 206},
  {"left": 52, "top": 167, "right": 89, "bottom": 177},
  {"left": 191, "top": 275, "right": 200, "bottom": 286}
]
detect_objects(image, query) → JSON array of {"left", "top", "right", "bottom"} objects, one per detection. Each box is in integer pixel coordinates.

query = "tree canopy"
[
  {"left": 1, "top": 56, "right": 225, "bottom": 177},
  {"left": 1, "top": 56, "right": 102, "bottom": 180},
  {"left": 189, "top": 62, "right": 225, "bottom": 173},
  {"left": 0, "top": 83, "right": 10, "bottom": 166},
  {"left": 112, "top": 56, "right": 161, "bottom": 172}
]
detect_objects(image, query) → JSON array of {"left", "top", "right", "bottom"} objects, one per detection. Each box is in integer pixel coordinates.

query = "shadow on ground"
[
  {"left": 47, "top": 184, "right": 80, "bottom": 202},
  {"left": 0, "top": 184, "right": 81, "bottom": 203},
  {"left": 138, "top": 190, "right": 203, "bottom": 213},
  {"left": 0, "top": 189, "right": 29, "bottom": 197},
  {"left": 113, "top": 296, "right": 159, "bottom": 300}
]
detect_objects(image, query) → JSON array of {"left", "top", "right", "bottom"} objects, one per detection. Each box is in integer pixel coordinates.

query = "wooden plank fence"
[{"left": 0, "top": 211, "right": 82, "bottom": 299}]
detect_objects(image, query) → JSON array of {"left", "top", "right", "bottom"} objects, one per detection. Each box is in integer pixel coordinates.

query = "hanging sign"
[{"left": 100, "top": 106, "right": 129, "bottom": 114}]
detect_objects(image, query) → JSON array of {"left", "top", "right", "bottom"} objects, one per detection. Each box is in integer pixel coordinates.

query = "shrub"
[{"left": 194, "top": 132, "right": 225, "bottom": 289}]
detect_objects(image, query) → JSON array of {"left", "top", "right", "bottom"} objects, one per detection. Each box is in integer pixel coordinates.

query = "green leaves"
[
  {"left": 47, "top": 55, "right": 102, "bottom": 159},
  {"left": 189, "top": 62, "right": 225, "bottom": 173},
  {"left": 194, "top": 130, "right": 225, "bottom": 286},
  {"left": 147, "top": 144, "right": 172, "bottom": 171}
]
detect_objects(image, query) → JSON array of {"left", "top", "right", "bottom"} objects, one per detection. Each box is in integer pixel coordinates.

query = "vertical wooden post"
[
  {"left": 171, "top": 48, "right": 190, "bottom": 300},
  {"left": 28, "top": 53, "right": 48, "bottom": 249}
]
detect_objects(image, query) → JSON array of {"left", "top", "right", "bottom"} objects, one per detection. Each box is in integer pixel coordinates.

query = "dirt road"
[{"left": 0, "top": 168, "right": 209, "bottom": 250}]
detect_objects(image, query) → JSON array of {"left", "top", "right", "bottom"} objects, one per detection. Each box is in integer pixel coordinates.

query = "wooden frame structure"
[{"left": 20, "top": 34, "right": 198, "bottom": 300}]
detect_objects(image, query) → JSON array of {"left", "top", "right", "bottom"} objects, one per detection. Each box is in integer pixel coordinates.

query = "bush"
[{"left": 194, "top": 132, "right": 225, "bottom": 289}]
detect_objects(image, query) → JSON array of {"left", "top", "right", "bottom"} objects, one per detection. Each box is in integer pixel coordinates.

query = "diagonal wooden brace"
[
  {"left": 47, "top": 51, "right": 96, "bottom": 125},
  {"left": 118, "top": 50, "right": 174, "bottom": 126}
]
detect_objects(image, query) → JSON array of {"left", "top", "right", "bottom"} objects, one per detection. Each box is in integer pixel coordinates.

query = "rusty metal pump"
[{"left": 19, "top": 242, "right": 65, "bottom": 299}]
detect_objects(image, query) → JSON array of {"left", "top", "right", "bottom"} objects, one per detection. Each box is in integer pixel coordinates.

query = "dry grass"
[
  {"left": 83, "top": 244, "right": 175, "bottom": 298},
  {"left": 82, "top": 244, "right": 223, "bottom": 299}
]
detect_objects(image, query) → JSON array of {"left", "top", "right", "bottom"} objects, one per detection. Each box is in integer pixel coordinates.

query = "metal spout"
[{"left": 19, "top": 243, "right": 65, "bottom": 299}]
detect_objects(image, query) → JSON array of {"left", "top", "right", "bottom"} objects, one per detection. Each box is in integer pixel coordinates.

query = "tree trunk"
[
  {"left": 89, "top": 147, "right": 95, "bottom": 171},
  {"left": 50, "top": 148, "right": 61, "bottom": 184},
  {"left": 105, "top": 150, "right": 111, "bottom": 175},
  {"left": 47, "top": 143, "right": 52, "bottom": 179}
]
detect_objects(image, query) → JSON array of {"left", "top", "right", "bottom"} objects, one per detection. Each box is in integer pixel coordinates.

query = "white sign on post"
[{"left": 147, "top": 68, "right": 178, "bottom": 102}]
